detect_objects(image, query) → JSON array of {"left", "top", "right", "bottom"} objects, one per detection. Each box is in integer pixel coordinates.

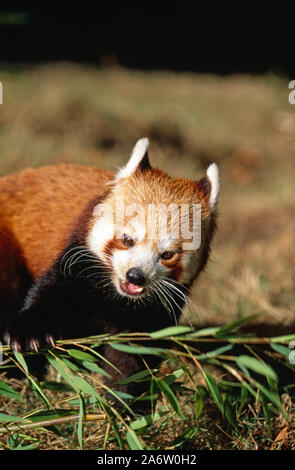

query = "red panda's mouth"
[{"left": 120, "top": 280, "right": 145, "bottom": 296}]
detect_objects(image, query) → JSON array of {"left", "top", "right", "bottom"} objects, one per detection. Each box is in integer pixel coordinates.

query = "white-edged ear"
[
  {"left": 115, "top": 138, "right": 150, "bottom": 181},
  {"left": 206, "top": 163, "right": 220, "bottom": 210}
]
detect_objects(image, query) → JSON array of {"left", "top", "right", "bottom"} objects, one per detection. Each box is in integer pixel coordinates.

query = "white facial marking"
[
  {"left": 115, "top": 137, "right": 149, "bottom": 181},
  {"left": 87, "top": 206, "right": 114, "bottom": 262},
  {"left": 180, "top": 252, "right": 199, "bottom": 284},
  {"left": 206, "top": 163, "right": 220, "bottom": 210},
  {"left": 112, "top": 244, "right": 159, "bottom": 283}
]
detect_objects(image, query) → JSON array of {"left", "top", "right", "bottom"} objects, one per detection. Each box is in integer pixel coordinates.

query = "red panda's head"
[{"left": 86, "top": 138, "right": 219, "bottom": 301}]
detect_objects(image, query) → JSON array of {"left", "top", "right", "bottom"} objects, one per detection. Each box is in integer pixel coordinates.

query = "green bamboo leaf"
[
  {"left": 214, "top": 314, "right": 260, "bottom": 338},
  {"left": 203, "top": 373, "right": 223, "bottom": 414},
  {"left": 0, "top": 414, "right": 26, "bottom": 424},
  {"left": 81, "top": 361, "right": 111, "bottom": 378},
  {"left": 111, "top": 419, "right": 125, "bottom": 450},
  {"left": 191, "top": 327, "right": 221, "bottom": 337},
  {"left": 150, "top": 378, "right": 158, "bottom": 417},
  {"left": 27, "top": 409, "right": 78, "bottom": 422},
  {"left": 270, "top": 334, "right": 295, "bottom": 344},
  {"left": 13, "top": 351, "right": 29, "bottom": 375},
  {"left": 40, "top": 381, "right": 73, "bottom": 393},
  {"left": 0, "top": 380, "right": 22, "bottom": 402},
  {"left": 46, "top": 354, "right": 76, "bottom": 391},
  {"left": 71, "top": 376, "right": 101, "bottom": 401},
  {"left": 68, "top": 349, "right": 96, "bottom": 362},
  {"left": 14, "top": 352, "right": 51, "bottom": 408},
  {"left": 236, "top": 355, "right": 277, "bottom": 381},
  {"left": 149, "top": 326, "right": 193, "bottom": 338},
  {"left": 61, "top": 358, "right": 81, "bottom": 372},
  {"left": 77, "top": 394, "right": 85, "bottom": 450},
  {"left": 195, "top": 344, "right": 233, "bottom": 360},
  {"left": 157, "top": 379, "right": 184, "bottom": 418},
  {"left": 161, "top": 369, "right": 184, "bottom": 386},
  {"left": 126, "top": 428, "right": 144, "bottom": 450},
  {"left": 117, "top": 369, "right": 152, "bottom": 386},
  {"left": 270, "top": 343, "right": 292, "bottom": 358},
  {"left": 111, "top": 343, "right": 166, "bottom": 356},
  {"left": 130, "top": 411, "right": 169, "bottom": 430},
  {"left": 195, "top": 386, "right": 206, "bottom": 420},
  {"left": 13, "top": 443, "right": 39, "bottom": 450}
]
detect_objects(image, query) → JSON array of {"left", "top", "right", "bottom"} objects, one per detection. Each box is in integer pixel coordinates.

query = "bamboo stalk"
[{"left": 0, "top": 413, "right": 107, "bottom": 433}]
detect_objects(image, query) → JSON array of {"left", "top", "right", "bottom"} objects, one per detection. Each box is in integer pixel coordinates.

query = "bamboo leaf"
[
  {"left": 126, "top": 428, "right": 144, "bottom": 450},
  {"left": 111, "top": 419, "right": 125, "bottom": 450},
  {"left": 77, "top": 394, "right": 85, "bottom": 450},
  {"left": 14, "top": 352, "right": 51, "bottom": 408},
  {"left": 270, "top": 343, "right": 292, "bottom": 358},
  {"left": 236, "top": 355, "right": 277, "bottom": 381},
  {"left": 214, "top": 314, "right": 260, "bottom": 338},
  {"left": 157, "top": 379, "right": 184, "bottom": 418},
  {"left": 46, "top": 354, "right": 76, "bottom": 391},
  {"left": 68, "top": 349, "right": 96, "bottom": 362},
  {"left": 81, "top": 360, "right": 111, "bottom": 378},
  {"left": 150, "top": 378, "right": 158, "bottom": 417},
  {"left": 161, "top": 369, "right": 184, "bottom": 386},
  {"left": 270, "top": 334, "right": 295, "bottom": 344},
  {"left": 191, "top": 327, "right": 221, "bottom": 337},
  {"left": 71, "top": 376, "right": 101, "bottom": 401},
  {"left": 117, "top": 369, "right": 153, "bottom": 386},
  {"left": 195, "top": 386, "right": 206, "bottom": 420},
  {"left": 40, "top": 381, "right": 73, "bottom": 393},
  {"left": 111, "top": 343, "right": 166, "bottom": 356},
  {"left": 0, "top": 414, "right": 26, "bottom": 424},
  {"left": 0, "top": 380, "right": 22, "bottom": 402},
  {"left": 203, "top": 373, "right": 223, "bottom": 414},
  {"left": 195, "top": 344, "right": 233, "bottom": 360},
  {"left": 13, "top": 351, "right": 29, "bottom": 375},
  {"left": 149, "top": 326, "right": 193, "bottom": 338},
  {"left": 130, "top": 411, "right": 169, "bottom": 430}
]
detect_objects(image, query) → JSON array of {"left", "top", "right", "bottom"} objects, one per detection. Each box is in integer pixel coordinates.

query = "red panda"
[{"left": 0, "top": 138, "right": 219, "bottom": 395}]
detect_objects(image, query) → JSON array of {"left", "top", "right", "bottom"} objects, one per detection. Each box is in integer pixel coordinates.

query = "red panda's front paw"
[{"left": 4, "top": 313, "right": 56, "bottom": 352}]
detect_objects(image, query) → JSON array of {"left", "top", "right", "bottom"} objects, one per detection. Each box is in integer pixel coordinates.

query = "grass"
[
  {"left": 0, "top": 324, "right": 295, "bottom": 450},
  {"left": 0, "top": 62, "right": 294, "bottom": 449}
]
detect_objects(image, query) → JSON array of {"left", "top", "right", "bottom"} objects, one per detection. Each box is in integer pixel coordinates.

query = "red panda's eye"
[
  {"left": 122, "top": 234, "right": 134, "bottom": 247},
  {"left": 160, "top": 251, "right": 175, "bottom": 261}
]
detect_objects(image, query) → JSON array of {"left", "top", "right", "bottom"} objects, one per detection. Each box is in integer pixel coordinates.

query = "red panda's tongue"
[{"left": 121, "top": 281, "right": 144, "bottom": 295}]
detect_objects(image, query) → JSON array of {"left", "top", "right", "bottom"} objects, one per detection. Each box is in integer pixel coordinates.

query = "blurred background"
[{"left": 0, "top": 9, "right": 294, "bottom": 333}]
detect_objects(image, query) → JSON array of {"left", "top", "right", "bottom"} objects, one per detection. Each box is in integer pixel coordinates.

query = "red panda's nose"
[{"left": 126, "top": 267, "right": 146, "bottom": 286}]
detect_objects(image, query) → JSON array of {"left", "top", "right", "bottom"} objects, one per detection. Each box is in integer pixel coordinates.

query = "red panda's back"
[{"left": 0, "top": 164, "right": 113, "bottom": 278}]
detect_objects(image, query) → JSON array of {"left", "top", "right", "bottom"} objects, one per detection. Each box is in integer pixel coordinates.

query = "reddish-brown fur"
[
  {"left": 0, "top": 164, "right": 113, "bottom": 279},
  {"left": 0, "top": 162, "right": 216, "bottom": 292}
]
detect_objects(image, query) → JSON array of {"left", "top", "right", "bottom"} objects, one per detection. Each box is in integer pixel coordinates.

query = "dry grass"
[{"left": 0, "top": 62, "right": 294, "bottom": 449}]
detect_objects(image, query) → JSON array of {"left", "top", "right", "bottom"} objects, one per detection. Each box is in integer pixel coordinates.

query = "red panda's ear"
[
  {"left": 115, "top": 138, "right": 151, "bottom": 181},
  {"left": 196, "top": 163, "right": 220, "bottom": 211}
]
